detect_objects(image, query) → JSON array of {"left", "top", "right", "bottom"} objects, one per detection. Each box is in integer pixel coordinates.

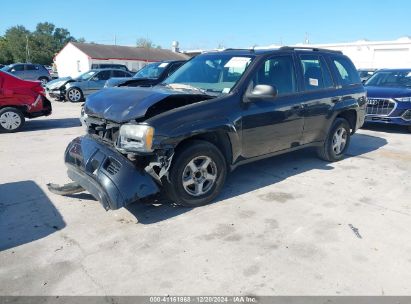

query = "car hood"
[
  {"left": 84, "top": 86, "right": 210, "bottom": 123},
  {"left": 46, "top": 77, "right": 73, "bottom": 90},
  {"left": 105, "top": 77, "right": 134, "bottom": 87},
  {"left": 366, "top": 86, "right": 411, "bottom": 98}
]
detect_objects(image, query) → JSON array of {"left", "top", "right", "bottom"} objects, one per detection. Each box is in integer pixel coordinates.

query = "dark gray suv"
[{"left": 1, "top": 63, "right": 51, "bottom": 85}]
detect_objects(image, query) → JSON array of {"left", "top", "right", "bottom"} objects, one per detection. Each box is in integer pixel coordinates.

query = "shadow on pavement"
[
  {"left": 0, "top": 181, "right": 65, "bottom": 251},
  {"left": 362, "top": 123, "right": 410, "bottom": 134},
  {"left": 23, "top": 118, "right": 81, "bottom": 132},
  {"left": 124, "top": 133, "right": 387, "bottom": 224}
]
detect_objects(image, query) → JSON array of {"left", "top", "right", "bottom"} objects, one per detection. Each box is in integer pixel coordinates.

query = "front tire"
[
  {"left": 317, "top": 118, "right": 351, "bottom": 162},
  {"left": 66, "top": 87, "right": 83, "bottom": 102},
  {"left": 0, "top": 107, "right": 25, "bottom": 133},
  {"left": 163, "top": 140, "right": 227, "bottom": 207}
]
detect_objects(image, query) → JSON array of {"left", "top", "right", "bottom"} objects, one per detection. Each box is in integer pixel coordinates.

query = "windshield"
[
  {"left": 1, "top": 65, "right": 10, "bottom": 71},
  {"left": 134, "top": 62, "right": 168, "bottom": 79},
  {"left": 75, "top": 70, "right": 97, "bottom": 81},
  {"left": 163, "top": 54, "right": 254, "bottom": 94},
  {"left": 365, "top": 70, "right": 411, "bottom": 87}
]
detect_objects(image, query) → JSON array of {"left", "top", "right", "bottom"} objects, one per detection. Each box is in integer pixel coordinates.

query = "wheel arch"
[
  {"left": 336, "top": 109, "right": 357, "bottom": 134},
  {"left": 173, "top": 131, "right": 233, "bottom": 169},
  {"left": 0, "top": 105, "right": 29, "bottom": 117}
]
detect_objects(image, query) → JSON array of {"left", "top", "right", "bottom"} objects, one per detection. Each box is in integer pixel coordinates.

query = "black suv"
[{"left": 50, "top": 47, "right": 366, "bottom": 210}]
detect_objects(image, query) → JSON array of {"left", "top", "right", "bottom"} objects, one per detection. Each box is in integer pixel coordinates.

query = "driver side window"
[
  {"left": 94, "top": 70, "right": 111, "bottom": 81},
  {"left": 251, "top": 56, "right": 297, "bottom": 95}
]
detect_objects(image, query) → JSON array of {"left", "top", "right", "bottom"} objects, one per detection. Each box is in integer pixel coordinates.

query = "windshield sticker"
[
  {"left": 222, "top": 88, "right": 230, "bottom": 94},
  {"left": 224, "top": 57, "right": 251, "bottom": 68},
  {"left": 159, "top": 63, "right": 169, "bottom": 68},
  {"left": 309, "top": 78, "right": 319, "bottom": 86}
]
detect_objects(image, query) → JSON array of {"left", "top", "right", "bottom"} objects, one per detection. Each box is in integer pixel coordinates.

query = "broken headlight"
[{"left": 116, "top": 124, "right": 155, "bottom": 153}]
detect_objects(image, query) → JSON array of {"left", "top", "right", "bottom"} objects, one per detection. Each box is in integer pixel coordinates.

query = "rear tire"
[
  {"left": 317, "top": 118, "right": 351, "bottom": 162},
  {"left": 0, "top": 107, "right": 25, "bottom": 133},
  {"left": 38, "top": 77, "right": 49, "bottom": 86},
  {"left": 163, "top": 140, "right": 227, "bottom": 207}
]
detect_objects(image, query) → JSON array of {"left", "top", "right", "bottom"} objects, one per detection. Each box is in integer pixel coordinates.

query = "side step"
[{"left": 47, "top": 182, "right": 84, "bottom": 195}]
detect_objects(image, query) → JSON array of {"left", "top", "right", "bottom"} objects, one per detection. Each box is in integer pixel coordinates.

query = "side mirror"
[{"left": 245, "top": 84, "right": 278, "bottom": 102}]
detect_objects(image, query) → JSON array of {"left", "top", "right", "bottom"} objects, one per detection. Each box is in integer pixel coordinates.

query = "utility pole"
[{"left": 26, "top": 35, "right": 30, "bottom": 62}]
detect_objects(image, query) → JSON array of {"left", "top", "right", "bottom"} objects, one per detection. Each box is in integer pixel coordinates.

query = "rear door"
[
  {"left": 24, "top": 64, "right": 39, "bottom": 80},
  {"left": 241, "top": 54, "right": 305, "bottom": 158},
  {"left": 296, "top": 53, "right": 338, "bottom": 144}
]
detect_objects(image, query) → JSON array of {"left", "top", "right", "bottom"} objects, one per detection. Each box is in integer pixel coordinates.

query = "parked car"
[
  {"left": 45, "top": 69, "right": 133, "bottom": 102},
  {"left": 1, "top": 63, "right": 51, "bottom": 85},
  {"left": 44, "top": 65, "right": 59, "bottom": 79},
  {"left": 358, "top": 69, "right": 376, "bottom": 83},
  {"left": 0, "top": 71, "right": 52, "bottom": 132},
  {"left": 49, "top": 47, "right": 366, "bottom": 210},
  {"left": 91, "top": 63, "right": 130, "bottom": 72},
  {"left": 364, "top": 69, "right": 411, "bottom": 132},
  {"left": 104, "top": 60, "right": 186, "bottom": 88}
]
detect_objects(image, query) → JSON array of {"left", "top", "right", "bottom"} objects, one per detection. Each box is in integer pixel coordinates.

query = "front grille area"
[
  {"left": 104, "top": 157, "right": 121, "bottom": 175},
  {"left": 366, "top": 98, "right": 396, "bottom": 116},
  {"left": 86, "top": 116, "right": 120, "bottom": 145}
]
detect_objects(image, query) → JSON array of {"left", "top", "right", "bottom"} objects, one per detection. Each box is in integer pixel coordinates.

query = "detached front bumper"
[{"left": 64, "top": 135, "right": 159, "bottom": 210}]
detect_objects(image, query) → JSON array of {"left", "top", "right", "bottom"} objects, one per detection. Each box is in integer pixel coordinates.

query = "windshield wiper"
[{"left": 165, "top": 83, "right": 207, "bottom": 94}]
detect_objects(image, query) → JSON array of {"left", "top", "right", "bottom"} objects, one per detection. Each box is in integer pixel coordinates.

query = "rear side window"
[
  {"left": 25, "top": 64, "right": 39, "bottom": 70},
  {"left": 331, "top": 56, "right": 361, "bottom": 86},
  {"left": 299, "top": 55, "right": 334, "bottom": 91},
  {"left": 95, "top": 70, "right": 112, "bottom": 81}
]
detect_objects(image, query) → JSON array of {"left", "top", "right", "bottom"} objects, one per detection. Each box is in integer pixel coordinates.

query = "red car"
[{"left": 0, "top": 70, "right": 52, "bottom": 132}]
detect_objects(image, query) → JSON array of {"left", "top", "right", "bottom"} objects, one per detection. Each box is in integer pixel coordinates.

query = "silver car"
[
  {"left": 46, "top": 69, "right": 133, "bottom": 102},
  {"left": 1, "top": 63, "right": 51, "bottom": 85}
]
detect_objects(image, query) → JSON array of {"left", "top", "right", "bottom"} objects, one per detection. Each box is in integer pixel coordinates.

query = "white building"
[
  {"left": 257, "top": 37, "right": 411, "bottom": 69},
  {"left": 183, "top": 37, "right": 411, "bottom": 70},
  {"left": 54, "top": 42, "right": 188, "bottom": 78}
]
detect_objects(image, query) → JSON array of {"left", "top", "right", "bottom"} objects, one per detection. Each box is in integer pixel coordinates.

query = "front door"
[
  {"left": 86, "top": 70, "right": 112, "bottom": 95},
  {"left": 241, "top": 55, "right": 305, "bottom": 158}
]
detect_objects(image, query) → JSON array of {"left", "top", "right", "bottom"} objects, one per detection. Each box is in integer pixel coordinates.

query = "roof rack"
[{"left": 279, "top": 46, "right": 343, "bottom": 54}]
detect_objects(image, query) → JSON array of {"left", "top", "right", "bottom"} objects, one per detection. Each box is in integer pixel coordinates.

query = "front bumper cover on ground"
[{"left": 64, "top": 135, "right": 159, "bottom": 210}]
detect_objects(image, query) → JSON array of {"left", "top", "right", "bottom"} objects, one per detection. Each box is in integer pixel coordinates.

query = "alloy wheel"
[
  {"left": 182, "top": 156, "right": 218, "bottom": 197},
  {"left": 68, "top": 89, "right": 81, "bottom": 102},
  {"left": 332, "top": 127, "right": 347, "bottom": 154}
]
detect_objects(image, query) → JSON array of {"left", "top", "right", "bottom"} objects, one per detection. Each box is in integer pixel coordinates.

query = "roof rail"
[{"left": 279, "top": 46, "right": 343, "bottom": 54}]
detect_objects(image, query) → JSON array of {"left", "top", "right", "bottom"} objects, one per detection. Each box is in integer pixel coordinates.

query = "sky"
[{"left": 1, "top": 0, "right": 411, "bottom": 50}]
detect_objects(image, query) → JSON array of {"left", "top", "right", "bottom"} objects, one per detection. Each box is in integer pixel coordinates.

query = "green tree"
[
  {"left": 136, "top": 37, "right": 161, "bottom": 49},
  {"left": 4, "top": 25, "right": 31, "bottom": 63},
  {"left": 0, "top": 37, "right": 13, "bottom": 64}
]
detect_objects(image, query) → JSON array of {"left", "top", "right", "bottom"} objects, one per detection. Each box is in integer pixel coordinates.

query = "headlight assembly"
[
  {"left": 395, "top": 97, "right": 411, "bottom": 102},
  {"left": 117, "top": 124, "right": 155, "bottom": 152}
]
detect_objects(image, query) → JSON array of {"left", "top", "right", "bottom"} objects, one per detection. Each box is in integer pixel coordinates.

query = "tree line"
[{"left": 0, "top": 22, "right": 84, "bottom": 65}]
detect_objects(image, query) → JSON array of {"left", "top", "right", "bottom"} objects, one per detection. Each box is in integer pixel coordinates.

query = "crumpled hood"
[
  {"left": 46, "top": 77, "right": 72, "bottom": 90},
  {"left": 84, "top": 86, "right": 206, "bottom": 123},
  {"left": 366, "top": 86, "right": 411, "bottom": 98}
]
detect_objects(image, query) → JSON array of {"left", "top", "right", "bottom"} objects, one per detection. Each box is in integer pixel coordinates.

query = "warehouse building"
[{"left": 54, "top": 42, "right": 188, "bottom": 78}]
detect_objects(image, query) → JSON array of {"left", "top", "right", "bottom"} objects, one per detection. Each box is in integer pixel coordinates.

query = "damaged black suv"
[{"left": 50, "top": 47, "right": 366, "bottom": 210}]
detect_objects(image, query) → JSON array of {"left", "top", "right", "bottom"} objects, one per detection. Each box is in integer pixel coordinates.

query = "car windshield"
[
  {"left": 75, "top": 70, "right": 97, "bottom": 81},
  {"left": 1, "top": 65, "right": 10, "bottom": 71},
  {"left": 162, "top": 54, "right": 254, "bottom": 94},
  {"left": 365, "top": 70, "right": 411, "bottom": 87},
  {"left": 134, "top": 62, "right": 167, "bottom": 79}
]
